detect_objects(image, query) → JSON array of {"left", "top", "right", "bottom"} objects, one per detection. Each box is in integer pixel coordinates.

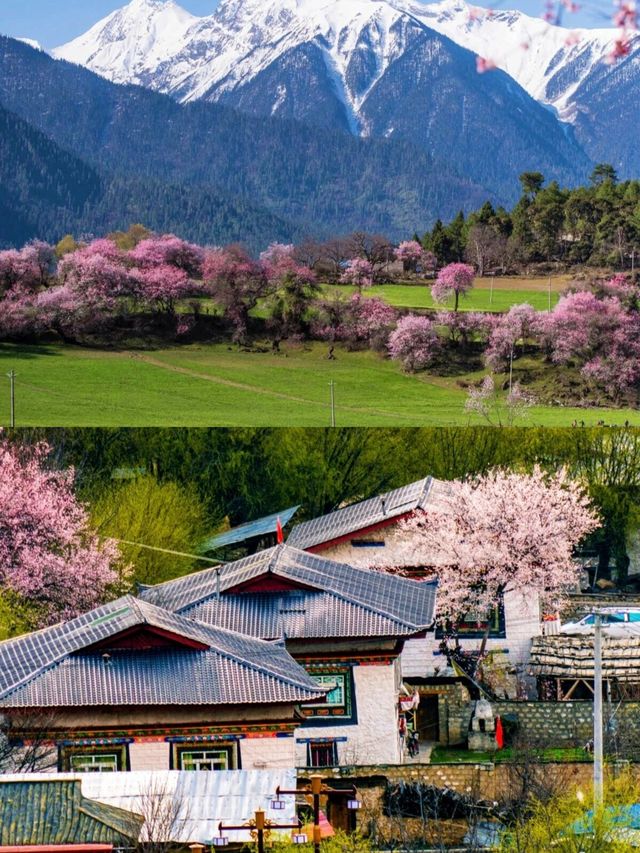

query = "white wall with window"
[{"left": 294, "top": 661, "right": 401, "bottom": 767}]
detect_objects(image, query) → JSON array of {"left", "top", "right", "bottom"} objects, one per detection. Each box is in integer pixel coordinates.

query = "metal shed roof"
[
  {"left": 140, "top": 545, "right": 437, "bottom": 640},
  {"left": 201, "top": 507, "right": 301, "bottom": 551},
  {"left": 286, "top": 477, "right": 449, "bottom": 550},
  {"left": 0, "top": 771, "right": 298, "bottom": 845}
]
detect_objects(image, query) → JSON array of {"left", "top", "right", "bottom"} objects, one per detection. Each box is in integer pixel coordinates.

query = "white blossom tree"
[{"left": 396, "top": 467, "right": 600, "bottom": 626}]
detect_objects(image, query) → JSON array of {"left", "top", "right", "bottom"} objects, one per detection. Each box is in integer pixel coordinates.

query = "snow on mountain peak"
[{"left": 51, "top": 0, "right": 623, "bottom": 120}]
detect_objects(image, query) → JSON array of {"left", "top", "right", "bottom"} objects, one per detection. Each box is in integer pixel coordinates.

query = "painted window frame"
[
  {"left": 435, "top": 599, "right": 506, "bottom": 640},
  {"left": 300, "top": 666, "right": 357, "bottom": 726},
  {"left": 60, "top": 743, "right": 129, "bottom": 772},
  {"left": 306, "top": 740, "right": 339, "bottom": 768},
  {"left": 172, "top": 742, "right": 238, "bottom": 771}
]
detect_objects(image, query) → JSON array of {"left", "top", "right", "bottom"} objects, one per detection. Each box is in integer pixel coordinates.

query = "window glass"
[
  {"left": 70, "top": 752, "right": 120, "bottom": 772},
  {"left": 308, "top": 742, "right": 338, "bottom": 768},
  {"left": 310, "top": 674, "right": 346, "bottom": 706},
  {"left": 178, "top": 748, "right": 231, "bottom": 771}
]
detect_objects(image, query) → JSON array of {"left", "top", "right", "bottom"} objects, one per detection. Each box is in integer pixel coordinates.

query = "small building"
[
  {"left": 0, "top": 596, "right": 325, "bottom": 773},
  {"left": 0, "top": 777, "right": 142, "bottom": 849},
  {"left": 287, "top": 478, "right": 543, "bottom": 691},
  {"left": 140, "top": 544, "right": 437, "bottom": 767}
]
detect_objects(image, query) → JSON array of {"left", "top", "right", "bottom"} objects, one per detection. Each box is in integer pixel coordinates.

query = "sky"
[{"left": 0, "top": 0, "right": 616, "bottom": 48}]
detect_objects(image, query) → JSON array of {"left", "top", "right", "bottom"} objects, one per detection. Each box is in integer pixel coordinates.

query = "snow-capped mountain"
[
  {"left": 49, "top": 0, "right": 639, "bottom": 182},
  {"left": 416, "top": 0, "right": 618, "bottom": 120},
  {"left": 53, "top": 0, "right": 625, "bottom": 119}
]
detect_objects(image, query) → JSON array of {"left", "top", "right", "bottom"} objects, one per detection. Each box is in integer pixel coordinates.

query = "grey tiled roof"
[
  {"left": 140, "top": 545, "right": 437, "bottom": 641},
  {"left": 286, "top": 476, "right": 449, "bottom": 549},
  {"left": 0, "top": 595, "right": 325, "bottom": 709}
]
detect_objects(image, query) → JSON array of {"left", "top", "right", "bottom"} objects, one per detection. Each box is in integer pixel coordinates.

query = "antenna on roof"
[
  {"left": 216, "top": 567, "right": 221, "bottom": 601},
  {"left": 381, "top": 496, "right": 387, "bottom": 516}
]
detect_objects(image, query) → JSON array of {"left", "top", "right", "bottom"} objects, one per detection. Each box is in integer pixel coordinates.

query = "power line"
[{"left": 113, "top": 539, "right": 224, "bottom": 564}]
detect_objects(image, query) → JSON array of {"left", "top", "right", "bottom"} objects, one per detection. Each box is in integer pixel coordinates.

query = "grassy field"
[
  {"left": 335, "top": 275, "right": 571, "bottom": 313},
  {"left": 2, "top": 341, "right": 639, "bottom": 427},
  {"left": 430, "top": 745, "right": 591, "bottom": 764}
]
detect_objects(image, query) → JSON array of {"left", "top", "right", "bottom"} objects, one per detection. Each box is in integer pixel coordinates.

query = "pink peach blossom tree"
[
  {"left": 388, "top": 314, "right": 440, "bottom": 371},
  {"left": 0, "top": 437, "right": 126, "bottom": 628},
  {"left": 432, "top": 262, "right": 475, "bottom": 311},
  {"left": 396, "top": 467, "right": 600, "bottom": 625}
]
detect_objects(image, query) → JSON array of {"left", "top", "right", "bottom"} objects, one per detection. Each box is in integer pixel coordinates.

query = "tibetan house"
[
  {"left": 140, "top": 544, "right": 437, "bottom": 767},
  {"left": 0, "top": 595, "right": 325, "bottom": 774}
]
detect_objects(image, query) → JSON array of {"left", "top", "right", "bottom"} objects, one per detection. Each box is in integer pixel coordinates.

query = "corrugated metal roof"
[
  {"left": 140, "top": 545, "right": 437, "bottom": 640},
  {"left": 201, "top": 507, "right": 301, "bottom": 551},
  {"left": 0, "top": 596, "right": 325, "bottom": 709},
  {"left": 0, "top": 779, "right": 142, "bottom": 846},
  {"left": 0, "top": 771, "right": 298, "bottom": 845},
  {"left": 286, "top": 477, "right": 450, "bottom": 549}
]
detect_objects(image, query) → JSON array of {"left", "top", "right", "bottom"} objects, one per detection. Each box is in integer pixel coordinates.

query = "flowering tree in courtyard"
[
  {"left": 395, "top": 467, "right": 599, "bottom": 630},
  {"left": 0, "top": 437, "right": 126, "bottom": 630}
]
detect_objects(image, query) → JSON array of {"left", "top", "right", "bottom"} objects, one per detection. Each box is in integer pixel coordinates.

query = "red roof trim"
[
  {"left": 82, "top": 625, "right": 209, "bottom": 653},
  {"left": 0, "top": 846, "right": 113, "bottom": 853},
  {"left": 305, "top": 513, "right": 413, "bottom": 553}
]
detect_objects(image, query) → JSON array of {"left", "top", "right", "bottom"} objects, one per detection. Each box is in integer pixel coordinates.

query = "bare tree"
[{"left": 0, "top": 711, "right": 58, "bottom": 772}]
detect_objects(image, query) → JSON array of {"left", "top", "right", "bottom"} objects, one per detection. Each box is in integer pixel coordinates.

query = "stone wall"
[{"left": 447, "top": 700, "right": 640, "bottom": 749}]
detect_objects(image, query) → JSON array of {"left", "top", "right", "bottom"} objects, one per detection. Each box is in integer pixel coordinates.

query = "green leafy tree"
[{"left": 91, "top": 475, "right": 207, "bottom": 586}]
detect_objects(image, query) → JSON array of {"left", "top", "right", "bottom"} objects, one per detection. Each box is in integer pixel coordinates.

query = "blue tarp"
[
  {"left": 572, "top": 804, "right": 640, "bottom": 833},
  {"left": 200, "top": 506, "right": 301, "bottom": 551}
]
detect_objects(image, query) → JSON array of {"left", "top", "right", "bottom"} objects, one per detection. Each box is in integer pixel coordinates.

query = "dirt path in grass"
[{"left": 130, "top": 353, "right": 410, "bottom": 420}]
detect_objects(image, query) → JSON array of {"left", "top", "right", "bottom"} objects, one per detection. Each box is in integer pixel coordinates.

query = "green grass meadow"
[
  {"left": 336, "top": 275, "right": 570, "bottom": 313},
  {"left": 2, "top": 342, "right": 639, "bottom": 427}
]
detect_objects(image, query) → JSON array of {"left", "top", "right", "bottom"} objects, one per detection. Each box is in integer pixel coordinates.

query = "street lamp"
[
  {"left": 217, "top": 809, "right": 302, "bottom": 853},
  {"left": 275, "top": 774, "right": 361, "bottom": 853}
]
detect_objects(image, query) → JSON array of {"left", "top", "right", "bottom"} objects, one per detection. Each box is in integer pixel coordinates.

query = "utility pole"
[
  {"left": 329, "top": 381, "right": 336, "bottom": 428},
  {"left": 593, "top": 612, "right": 604, "bottom": 811},
  {"left": 509, "top": 346, "right": 514, "bottom": 395},
  {"left": 490, "top": 272, "right": 494, "bottom": 307},
  {"left": 548, "top": 276, "right": 552, "bottom": 312},
  {"left": 6, "top": 370, "right": 15, "bottom": 428}
]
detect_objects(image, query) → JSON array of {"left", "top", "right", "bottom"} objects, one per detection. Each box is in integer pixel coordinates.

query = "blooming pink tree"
[
  {"left": 132, "top": 265, "right": 197, "bottom": 315},
  {"left": 441, "top": 310, "right": 495, "bottom": 348},
  {"left": 128, "top": 235, "right": 204, "bottom": 278},
  {"left": 465, "top": 374, "right": 535, "bottom": 425},
  {"left": 340, "top": 258, "right": 374, "bottom": 290},
  {"left": 0, "top": 242, "right": 54, "bottom": 297},
  {"left": 0, "top": 437, "right": 125, "bottom": 628},
  {"left": 395, "top": 240, "right": 423, "bottom": 274},
  {"left": 432, "top": 262, "right": 475, "bottom": 311},
  {"left": 203, "top": 245, "right": 269, "bottom": 343},
  {"left": 58, "top": 239, "right": 133, "bottom": 305},
  {"left": 388, "top": 314, "right": 440, "bottom": 371},
  {"left": 396, "top": 467, "right": 599, "bottom": 627},
  {"left": 485, "top": 303, "right": 538, "bottom": 369}
]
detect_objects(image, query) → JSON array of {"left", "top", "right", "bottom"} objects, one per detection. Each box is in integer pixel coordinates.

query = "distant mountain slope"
[
  {"left": 0, "top": 104, "right": 101, "bottom": 246},
  {"left": 0, "top": 98, "right": 300, "bottom": 250},
  {"left": 51, "top": 0, "right": 592, "bottom": 197},
  {"left": 0, "top": 36, "right": 491, "bottom": 241}
]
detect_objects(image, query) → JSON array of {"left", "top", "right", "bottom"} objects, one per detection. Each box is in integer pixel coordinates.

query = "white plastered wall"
[{"left": 294, "top": 661, "right": 401, "bottom": 767}]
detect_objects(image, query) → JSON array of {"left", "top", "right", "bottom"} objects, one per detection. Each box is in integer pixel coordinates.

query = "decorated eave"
[
  {"left": 286, "top": 476, "right": 450, "bottom": 551},
  {"left": 0, "top": 595, "right": 326, "bottom": 709},
  {"left": 530, "top": 634, "right": 640, "bottom": 682},
  {"left": 139, "top": 544, "right": 437, "bottom": 641}
]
